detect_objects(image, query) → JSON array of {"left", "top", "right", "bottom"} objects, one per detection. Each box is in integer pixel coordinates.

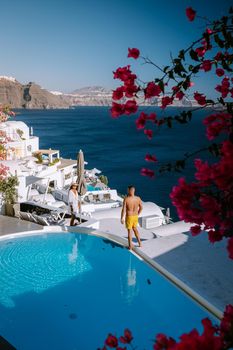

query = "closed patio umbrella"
[{"left": 76, "top": 149, "right": 86, "bottom": 196}]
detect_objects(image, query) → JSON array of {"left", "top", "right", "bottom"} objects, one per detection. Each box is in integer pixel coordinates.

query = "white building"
[
  {"left": 0, "top": 121, "right": 77, "bottom": 209},
  {"left": 0, "top": 121, "right": 39, "bottom": 159}
]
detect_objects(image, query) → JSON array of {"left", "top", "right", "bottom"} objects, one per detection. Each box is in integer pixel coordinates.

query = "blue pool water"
[
  {"left": 87, "top": 184, "right": 102, "bottom": 191},
  {"left": 0, "top": 233, "right": 217, "bottom": 350}
]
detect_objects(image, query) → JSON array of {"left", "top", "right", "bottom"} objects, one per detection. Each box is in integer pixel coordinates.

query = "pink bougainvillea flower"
[
  {"left": 172, "top": 86, "right": 184, "bottom": 99},
  {"left": 105, "top": 334, "right": 118, "bottom": 348},
  {"left": 141, "top": 168, "right": 155, "bottom": 178},
  {"left": 146, "top": 112, "right": 157, "bottom": 121},
  {"left": 214, "top": 52, "right": 223, "bottom": 61},
  {"left": 195, "top": 46, "right": 206, "bottom": 57},
  {"left": 156, "top": 118, "right": 165, "bottom": 126},
  {"left": 127, "top": 47, "right": 140, "bottom": 59},
  {"left": 220, "top": 304, "right": 233, "bottom": 334},
  {"left": 112, "top": 87, "right": 124, "bottom": 100},
  {"left": 110, "top": 102, "right": 125, "bottom": 118},
  {"left": 212, "top": 140, "right": 233, "bottom": 192},
  {"left": 203, "top": 113, "right": 232, "bottom": 140},
  {"left": 161, "top": 96, "right": 173, "bottom": 109},
  {"left": 136, "top": 112, "right": 147, "bottom": 129},
  {"left": 0, "top": 163, "right": 9, "bottom": 180},
  {"left": 216, "top": 68, "right": 225, "bottom": 77},
  {"left": 124, "top": 84, "right": 138, "bottom": 98},
  {"left": 188, "top": 81, "right": 195, "bottom": 88},
  {"left": 144, "top": 82, "right": 161, "bottom": 99},
  {"left": 123, "top": 74, "right": 137, "bottom": 87},
  {"left": 144, "top": 129, "right": 153, "bottom": 139},
  {"left": 215, "top": 77, "right": 230, "bottom": 98},
  {"left": 145, "top": 154, "right": 157, "bottom": 162},
  {"left": 194, "top": 159, "right": 212, "bottom": 184},
  {"left": 124, "top": 100, "right": 138, "bottom": 115},
  {"left": 176, "top": 91, "right": 185, "bottom": 100},
  {"left": 208, "top": 230, "right": 223, "bottom": 243},
  {"left": 136, "top": 112, "right": 157, "bottom": 130},
  {"left": 201, "top": 60, "right": 212, "bottom": 72},
  {"left": 227, "top": 237, "right": 233, "bottom": 259},
  {"left": 186, "top": 7, "right": 196, "bottom": 21},
  {"left": 113, "top": 65, "right": 137, "bottom": 84},
  {"left": 172, "top": 86, "right": 179, "bottom": 93},
  {"left": 190, "top": 225, "right": 202, "bottom": 236},
  {"left": 206, "top": 28, "right": 213, "bottom": 34},
  {"left": 194, "top": 92, "right": 207, "bottom": 105},
  {"left": 119, "top": 329, "right": 133, "bottom": 344},
  {"left": 153, "top": 333, "right": 176, "bottom": 350}
]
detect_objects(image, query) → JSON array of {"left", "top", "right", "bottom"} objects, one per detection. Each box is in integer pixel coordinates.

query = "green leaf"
[
  {"left": 174, "top": 58, "right": 181, "bottom": 65},
  {"left": 178, "top": 50, "right": 185, "bottom": 60},
  {"left": 168, "top": 70, "right": 174, "bottom": 79},
  {"left": 214, "top": 34, "right": 224, "bottom": 48},
  {"left": 190, "top": 49, "right": 199, "bottom": 61},
  {"left": 158, "top": 80, "right": 164, "bottom": 93},
  {"left": 222, "top": 59, "right": 233, "bottom": 72},
  {"left": 163, "top": 65, "right": 170, "bottom": 73},
  {"left": 218, "top": 97, "right": 225, "bottom": 105},
  {"left": 192, "top": 65, "right": 200, "bottom": 74},
  {"left": 226, "top": 102, "right": 233, "bottom": 113}
]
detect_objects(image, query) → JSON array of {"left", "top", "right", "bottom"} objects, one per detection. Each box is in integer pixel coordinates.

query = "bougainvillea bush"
[
  {"left": 99, "top": 304, "right": 233, "bottom": 349},
  {"left": 101, "top": 6, "right": 233, "bottom": 350},
  {"left": 111, "top": 7, "right": 233, "bottom": 260},
  {"left": 0, "top": 106, "right": 15, "bottom": 178}
]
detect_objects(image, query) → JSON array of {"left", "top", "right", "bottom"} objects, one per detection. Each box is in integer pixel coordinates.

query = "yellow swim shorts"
[{"left": 125, "top": 215, "right": 138, "bottom": 229}]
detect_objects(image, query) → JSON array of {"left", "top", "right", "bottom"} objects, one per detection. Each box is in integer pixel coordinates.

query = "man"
[{"left": 121, "top": 185, "right": 143, "bottom": 250}]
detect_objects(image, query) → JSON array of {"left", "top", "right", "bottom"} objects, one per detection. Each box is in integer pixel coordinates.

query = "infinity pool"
[{"left": 0, "top": 233, "right": 217, "bottom": 349}]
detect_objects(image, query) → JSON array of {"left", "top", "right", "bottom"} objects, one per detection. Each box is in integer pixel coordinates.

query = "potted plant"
[
  {"left": 0, "top": 175, "right": 19, "bottom": 216},
  {"left": 99, "top": 174, "right": 108, "bottom": 186}
]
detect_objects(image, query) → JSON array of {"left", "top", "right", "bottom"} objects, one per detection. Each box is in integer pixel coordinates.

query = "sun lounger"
[
  {"left": 32, "top": 214, "right": 50, "bottom": 226},
  {"left": 19, "top": 211, "right": 29, "bottom": 221},
  {"left": 50, "top": 210, "right": 66, "bottom": 222},
  {"left": 19, "top": 211, "right": 35, "bottom": 222}
]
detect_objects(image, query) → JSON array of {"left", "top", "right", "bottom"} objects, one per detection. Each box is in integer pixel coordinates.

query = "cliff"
[
  {"left": 0, "top": 77, "right": 70, "bottom": 109},
  {"left": 68, "top": 86, "right": 112, "bottom": 106},
  {"left": 0, "top": 77, "right": 199, "bottom": 109}
]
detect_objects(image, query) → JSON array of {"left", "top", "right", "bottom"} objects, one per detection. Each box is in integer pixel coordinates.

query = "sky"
[{"left": 0, "top": 0, "right": 231, "bottom": 95}]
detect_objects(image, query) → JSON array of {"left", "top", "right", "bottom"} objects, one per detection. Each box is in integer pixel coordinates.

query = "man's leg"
[
  {"left": 133, "top": 227, "right": 142, "bottom": 247},
  {"left": 127, "top": 229, "right": 133, "bottom": 250}
]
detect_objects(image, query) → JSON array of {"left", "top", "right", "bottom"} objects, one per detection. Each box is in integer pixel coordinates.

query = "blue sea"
[{"left": 16, "top": 107, "right": 210, "bottom": 217}]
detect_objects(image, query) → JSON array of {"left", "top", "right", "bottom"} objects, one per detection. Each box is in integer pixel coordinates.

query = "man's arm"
[
  {"left": 121, "top": 198, "right": 126, "bottom": 224},
  {"left": 138, "top": 198, "right": 143, "bottom": 216}
]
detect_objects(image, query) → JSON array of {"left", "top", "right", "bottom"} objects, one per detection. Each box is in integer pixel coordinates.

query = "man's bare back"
[{"left": 125, "top": 196, "right": 142, "bottom": 216}]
